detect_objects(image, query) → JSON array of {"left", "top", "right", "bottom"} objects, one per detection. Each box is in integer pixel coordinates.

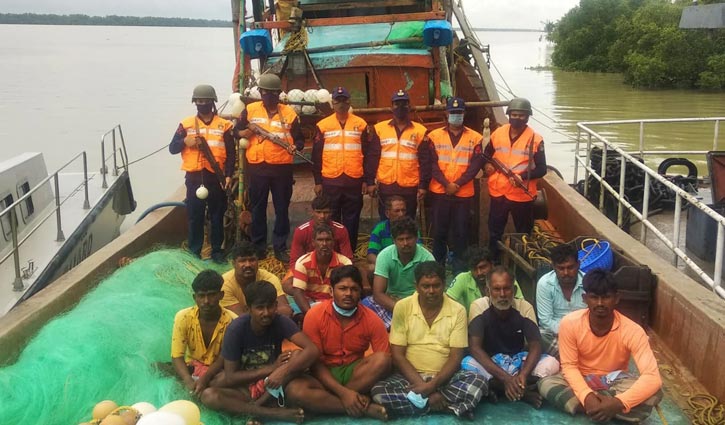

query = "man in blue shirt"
[{"left": 535, "top": 243, "right": 586, "bottom": 358}]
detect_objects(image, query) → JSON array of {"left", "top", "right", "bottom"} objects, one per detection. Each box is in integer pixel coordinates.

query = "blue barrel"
[
  {"left": 240, "top": 29, "right": 273, "bottom": 58},
  {"left": 423, "top": 20, "right": 453, "bottom": 47}
]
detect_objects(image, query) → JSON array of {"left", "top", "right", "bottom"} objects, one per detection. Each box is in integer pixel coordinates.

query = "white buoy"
[
  {"left": 315, "top": 88, "right": 332, "bottom": 104},
  {"left": 287, "top": 89, "right": 304, "bottom": 114},
  {"left": 196, "top": 185, "right": 209, "bottom": 200},
  {"left": 279, "top": 91, "right": 288, "bottom": 103},
  {"left": 228, "top": 92, "right": 244, "bottom": 116},
  {"left": 248, "top": 86, "right": 261, "bottom": 100},
  {"left": 239, "top": 137, "right": 249, "bottom": 149}
]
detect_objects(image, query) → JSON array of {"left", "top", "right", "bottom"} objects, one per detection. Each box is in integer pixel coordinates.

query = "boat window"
[
  {"left": 16, "top": 181, "right": 35, "bottom": 221},
  {"left": 1, "top": 193, "right": 16, "bottom": 242}
]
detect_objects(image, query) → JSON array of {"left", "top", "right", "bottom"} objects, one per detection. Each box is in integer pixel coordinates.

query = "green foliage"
[
  {"left": 0, "top": 13, "right": 230, "bottom": 27},
  {"left": 551, "top": 0, "right": 725, "bottom": 89}
]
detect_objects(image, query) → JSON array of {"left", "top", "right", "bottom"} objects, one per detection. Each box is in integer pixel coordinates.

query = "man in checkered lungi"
[{"left": 370, "top": 261, "right": 486, "bottom": 418}]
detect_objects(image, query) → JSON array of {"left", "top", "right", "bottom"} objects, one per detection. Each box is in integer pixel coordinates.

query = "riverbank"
[{"left": 0, "top": 13, "right": 229, "bottom": 27}]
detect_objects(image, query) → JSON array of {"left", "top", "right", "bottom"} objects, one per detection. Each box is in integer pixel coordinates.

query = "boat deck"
[{"left": 0, "top": 170, "right": 124, "bottom": 316}]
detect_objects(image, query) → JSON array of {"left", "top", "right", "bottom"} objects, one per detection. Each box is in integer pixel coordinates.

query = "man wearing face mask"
[
  {"left": 483, "top": 97, "right": 547, "bottom": 261},
  {"left": 368, "top": 90, "right": 431, "bottom": 220},
  {"left": 169, "top": 84, "right": 235, "bottom": 262},
  {"left": 312, "top": 87, "right": 373, "bottom": 252},
  {"left": 236, "top": 74, "right": 305, "bottom": 263},
  {"left": 427, "top": 97, "right": 485, "bottom": 275}
]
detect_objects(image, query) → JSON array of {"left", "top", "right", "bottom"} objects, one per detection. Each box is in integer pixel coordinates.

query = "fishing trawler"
[{"left": 0, "top": 1, "right": 722, "bottom": 424}]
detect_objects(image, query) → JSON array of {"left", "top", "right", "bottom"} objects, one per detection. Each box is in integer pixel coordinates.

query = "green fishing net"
[
  {"left": 0, "top": 249, "right": 237, "bottom": 425},
  {"left": 389, "top": 22, "right": 425, "bottom": 49}
]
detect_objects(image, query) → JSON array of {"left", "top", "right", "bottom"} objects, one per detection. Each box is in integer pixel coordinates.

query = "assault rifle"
[
  {"left": 247, "top": 122, "right": 313, "bottom": 165},
  {"left": 482, "top": 153, "right": 535, "bottom": 199},
  {"left": 194, "top": 118, "right": 230, "bottom": 195}
]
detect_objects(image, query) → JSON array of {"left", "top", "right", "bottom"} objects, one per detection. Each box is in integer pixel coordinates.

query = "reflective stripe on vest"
[
  {"left": 245, "top": 102, "right": 298, "bottom": 165},
  {"left": 374, "top": 120, "right": 427, "bottom": 187},
  {"left": 487, "top": 124, "right": 543, "bottom": 202},
  {"left": 179, "top": 115, "right": 233, "bottom": 174},
  {"left": 428, "top": 126, "right": 482, "bottom": 198},
  {"left": 317, "top": 113, "right": 367, "bottom": 179}
]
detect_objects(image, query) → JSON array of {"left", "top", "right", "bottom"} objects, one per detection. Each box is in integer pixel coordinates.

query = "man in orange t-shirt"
[
  {"left": 538, "top": 269, "right": 663, "bottom": 423},
  {"left": 302, "top": 265, "right": 391, "bottom": 419}
]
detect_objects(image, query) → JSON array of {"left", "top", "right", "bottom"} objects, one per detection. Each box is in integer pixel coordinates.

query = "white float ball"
[
  {"left": 239, "top": 137, "right": 250, "bottom": 149},
  {"left": 301, "top": 105, "right": 316, "bottom": 114},
  {"left": 315, "top": 88, "right": 331, "bottom": 104},
  {"left": 131, "top": 402, "right": 157, "bottom": 416},
  {"left": 136, "top": 411, "right": 185, "bottom": 425},
  {"left": 195, "top": 185, "right": 209, "bottom": 200},
  {"left": 228, "top": 92, "right": 245, "bottom": 116},
  {"left": 278, "top": 91, "right": 288, "bottom": 102},
  {"left": 287, "top": 89, "right": 304, "bottom": 102},
  {"left": 303, "top": 89, "right": 318, "bottom": 102}
]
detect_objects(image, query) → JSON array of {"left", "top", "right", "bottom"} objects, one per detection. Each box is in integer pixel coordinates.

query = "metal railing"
[
  {"left": 574, "top": 117, "right": 725, "bottom": 299},
  {"left": 0, "top": 125, "right": 128, "bottom": 291}
]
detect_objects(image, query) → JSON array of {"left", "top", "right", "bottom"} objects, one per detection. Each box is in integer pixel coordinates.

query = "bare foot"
[
  {"left": 522, "top": 390, "right": 543, "bottom": 409},
  {"left": 364, "top": 403, "right": 388, "bottom": 421},
  {"left": 271, "top": 407, "right": 305, "bottom": 424}
]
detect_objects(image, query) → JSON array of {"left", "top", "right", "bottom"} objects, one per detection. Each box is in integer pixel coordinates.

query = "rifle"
[
  {"left": 480, "top": 118, "right": 535, "bottom": 200},
  {"left": 247, "top": 122, "right": 313, "bottom": 165},
  {"left": 194, "top": 118, "right": 230, "bottom": 194}
]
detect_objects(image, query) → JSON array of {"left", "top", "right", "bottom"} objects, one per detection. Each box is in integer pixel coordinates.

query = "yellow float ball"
[
  {"left": 119, "top": 409, "right": 140, "bottom": 425},
  {"left": 92, "top": 400, "right": 119, "bottom": 420},
  {"left": 100, "top": 415, "right": 127, "bottom": 425},
  {"left": 159, "top": 400, "right": 201, "bottom": 425}
]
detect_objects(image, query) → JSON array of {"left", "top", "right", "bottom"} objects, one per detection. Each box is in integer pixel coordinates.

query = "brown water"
[{"left": 0, "top": 25, "right": 723, "bottom": 226}]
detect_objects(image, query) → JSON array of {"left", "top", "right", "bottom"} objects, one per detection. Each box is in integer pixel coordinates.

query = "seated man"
[
  {"left": 371, "top": 261, "right": 486, "bottom": 419},
  {"left": 171, "top": 270, "right": 238, "bottom": 396},
  {"left": 361, "top": 216, "right": 434, "bottom": 329},
  {"left": 200, "top": 280, "right": 319, "bottom": 424},
  {"left": 463, "top": 266, "right": 559, "bottom": 408},
  {"left": 289, "top": 194, "right": 353, "bottom": 267},
  {"left": 446, "top": 246, "right": 494, "bottom": 315},
  {"left": 298, "top": 265, "right": 391, "bottom": 420},
  {"left": 536, "top": 243, "right": 586, "bottom": 358},
  {"left": 366, "top": 195, "right": 408, "bottom": 275},
  {"left": 538, "top": 269, "right": 663, "bottom": 423},
  {"left": 221, "top": 241, "right": 293, "bottom": 317},
  {"left": 286, "top": 222, "right": 352, "bottom": 319}
]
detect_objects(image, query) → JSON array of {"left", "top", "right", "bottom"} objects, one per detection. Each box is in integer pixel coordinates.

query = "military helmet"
[
  {"left": 506, "top": 97, "right": 533, "bottom": 116},
  {"left": 191, "top": 84, "right": 217, "bottom": 102},
  {"left": 257, "top": 74, "right": 282, "bottom": 91}
]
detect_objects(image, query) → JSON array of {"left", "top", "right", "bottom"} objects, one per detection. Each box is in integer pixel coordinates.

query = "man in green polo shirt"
[{"left": 361, "top": 216, "right": 434, "bottom": 329}]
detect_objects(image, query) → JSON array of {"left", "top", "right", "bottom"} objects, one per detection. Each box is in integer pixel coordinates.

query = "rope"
[
  {"left": 283, "top": 27, "right": 309, "bottom": 53},
  {"left": 687, "top": 393, "right": 724, "bottom": 425},
  {"left": 126, "top": 144, "right": 168, "bottom": 167}
]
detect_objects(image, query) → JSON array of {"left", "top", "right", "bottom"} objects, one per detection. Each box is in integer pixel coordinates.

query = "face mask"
[
  {"left": 393, "top": 105, "right": 409, "bottom": 120},
  {"left": 196, "top": 103, "right": 213, "bottom": 115},
  {"left": 448, "top": 114, "right": 464, "bottom": 126},
  {"left": 332, "top": 301, "right": 357, "bottom": 317},
  {"left": 262, "top": 92, "right": 279, "bottom": 109},
  {"left": 509, "top": 118, "right": 527, "bottom": 130}
]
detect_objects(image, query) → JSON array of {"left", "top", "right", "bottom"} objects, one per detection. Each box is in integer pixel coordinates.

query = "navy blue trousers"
[
  {"left": 488, "top": 195, "right": 534, "bottom": 260},
  {"left": 185, "top": 176, "right": 226, "bottom": 257},
  {"left": 248, "top": 172, "right": 293, "bottom": 253},
  {"left": 431, "top": 193, "right": 471, "bottom": 275},
  {"left": 323, "top": 184, "right": 363, "bottom": 251}
]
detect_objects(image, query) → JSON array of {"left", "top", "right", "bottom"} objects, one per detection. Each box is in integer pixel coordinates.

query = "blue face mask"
[
  {"left": 332, "top": 301, "right": 357, "bottom": 317},
  {"left": 448, "top": 113, "right": 464, "bottom": 126}
]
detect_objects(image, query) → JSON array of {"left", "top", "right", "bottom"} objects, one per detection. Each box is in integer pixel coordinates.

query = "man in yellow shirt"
[
  {"left": 220, "top": 241, "right": 293, "bottom": 318},
  {"left": 370, "top": 261, "right": 486, "bottom": 419},
  {"left": 171, "top": 270, "right": 237, "bottom": 396}
]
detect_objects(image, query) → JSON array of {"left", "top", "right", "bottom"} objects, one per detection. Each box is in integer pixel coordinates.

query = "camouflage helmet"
[
  {"left": 191, "top": 84, "right": 217, "bottom": 102},
  {"left": 257, "top": 74, "right": 282, "bottom": 91},
  {"left": 506, "top": 97, "right": 533, "bottom": 116}
]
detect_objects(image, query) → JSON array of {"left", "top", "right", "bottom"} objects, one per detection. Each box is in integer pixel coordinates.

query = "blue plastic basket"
[{"left": 578, "top": 240, "right": 613, "bottom": 272}]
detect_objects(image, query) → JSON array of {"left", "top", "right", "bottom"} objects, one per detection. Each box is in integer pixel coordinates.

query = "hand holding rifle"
[
  {"left": 480, "top": 118, "right": 534, "bottom": 199},
  {"left": 247, "top": 122, "right": 313, "bottom": 164}
]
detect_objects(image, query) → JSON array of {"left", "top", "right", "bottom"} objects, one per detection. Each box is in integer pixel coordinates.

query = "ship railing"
[
  {"left": 574, "top": 117, "right": 725, "bottom": 299},
  {"left": 0, "top": 124, "right": 129, "bottom": 292}
]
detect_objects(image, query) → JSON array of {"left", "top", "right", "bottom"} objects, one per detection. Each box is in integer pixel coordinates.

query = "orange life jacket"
[
  {"left": 374, "top": 120, "right": 427, "bottom": 187},
  {"left": 317, "top": 113, "right": 368, "bottom": 179},
  {"left": 428, "top": 126, "right": 481, "bottom": 198},
  {"left": 245, "top": 101, "right": 298, "bottom": 165},
  {"left": 487, "top": 124, "right": 543, "bottom": 202},
  {"left": 179, "top": 115, "right": 233, "bottom": 173}
]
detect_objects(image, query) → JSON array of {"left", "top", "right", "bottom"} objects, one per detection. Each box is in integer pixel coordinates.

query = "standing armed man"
[{"left": 169, "top": 84, "right": 235, "bottom": 263}]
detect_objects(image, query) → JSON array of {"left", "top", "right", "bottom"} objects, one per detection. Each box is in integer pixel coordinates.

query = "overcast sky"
[{"left": 3, "top": 0, "right": 580, "bottom": 29}]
